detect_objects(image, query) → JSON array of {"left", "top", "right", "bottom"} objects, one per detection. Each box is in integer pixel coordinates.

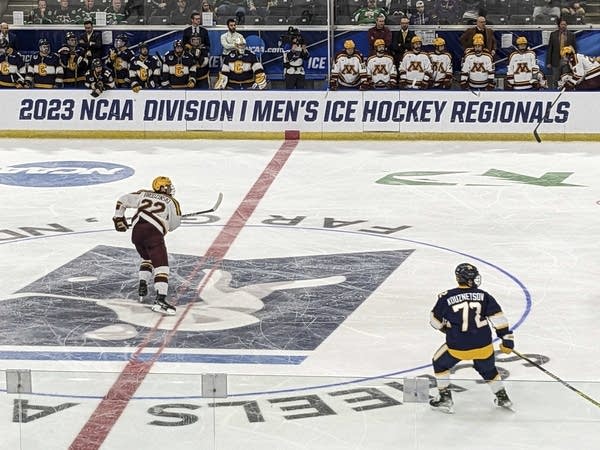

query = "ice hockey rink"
[{"left": 0, "top": 137, "right": 599, "bottom": 449}]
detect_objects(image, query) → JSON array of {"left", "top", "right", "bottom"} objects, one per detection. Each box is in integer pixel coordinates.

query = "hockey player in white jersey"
[
  {"left": 398, "top": 35, "right": 432, "bottom": 90},
  {"left": 506, "top": 36, "right": 546, "bottom": 90},
  {"left": 330, "top": 39, "right": 368, "bottom": 90},
  {"left": 112, "top": 176, "right": 182, "bottom": 315},
  {"left": 366, "top": 39, "right": 397, "bottom": 89},
  {"left": 460, "top": 34, "right": 495, "bottom": 91},
  {"left": 429, "top": 37, "right": 453, "bottom": 89},
  {"left": 558, "top": 45, "right": 600, "bottom": 91}
]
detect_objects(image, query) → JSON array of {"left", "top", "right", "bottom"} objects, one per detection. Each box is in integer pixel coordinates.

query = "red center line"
[{"left": 69, "top": 137, "right": 300, "bottom": 450}]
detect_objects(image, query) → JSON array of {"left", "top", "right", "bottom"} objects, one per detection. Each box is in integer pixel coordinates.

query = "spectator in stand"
[
  {"left": 434, "top": 0, "right": 460, "bottom": 25},
  {"left": 27, "top": 0, "right": 55, "bottom": 24},
  {"left": 352, "top": 0, "right": 387, "bottom": 25},
  {"left": 391, "top": 16, "right": 415, "bottom": 66},
  {"left": 77, "top": 0, "right": 100, "bottom": 24},
  {"left": 561, "top": 2, "right": 586, "bottom": 24},
  {"left": 148, "top": 0, "right": 175, "bottom": 19},
  {"left": 0, "top": 22, "right": 18, "bottom": 51},
  {"left": 367, "top": 14, "right": 391, "bottom": 55},
  {"left": 125, "top": 0, "right": 145, "bottom": 20},
  {"left": 387, "top": 0, "right": 407, "bottom": 17},
  {"left": 410, "top": 1, "right": 433, "bottom": 25},
  {"left": 170, "top": 0, "right": 192, "bottom": 24},
  {"left": 533, "top": 0, "right": 561, "bottom": 24},
  {"left": 461, "top": 0, "right": 485, "bottom": 25},
  {"left": 79, "top": 19, "right": 103, "bottom": 60},
  {"left": 460, "top": 16, "right": 496, "bottom": 59},
  {"left": 106, "top": 0, "right": 129, "bottom": 24},
  {"left": 54, "top": 0, "right": 78, "bottom": 24},
  {"left": 215, "top": 0, "right": 251, "bottom": 24},
  {"left": 546, "top": 17, "right": 577, "bottom": 88}
]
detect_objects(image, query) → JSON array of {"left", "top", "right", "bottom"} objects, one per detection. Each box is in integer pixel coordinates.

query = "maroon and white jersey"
[
  {"left": 398, "top": 51, "right": 432, "bottom": 89},
  {"left": 506, "top": 50, "right": 540, "bottom": 90},
  {"left": 330, "top": 51, "right": 367, "bottom": 88},
  {"left": 114, "top": 190, "right": 182, "bottom": 235},
  {"left": 561, "top": 53, "right": 600, "bottom": 90},
  {"left": 366, "top": 53, "right": 397, "bottom": 89},
  {"left": 429, "top": 51, "right": 453, "bottom": 88},
  {"left": 460, "top": 49, "right": 494, "bottom": 90}
]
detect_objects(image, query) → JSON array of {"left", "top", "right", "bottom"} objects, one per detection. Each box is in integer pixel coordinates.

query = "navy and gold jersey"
[
  {"left": 430, "top": 286, "right": 508, "bottom": 358},
  {"left": 220, "top": 50, "right": 265, "bottom": 89},
  {"left": 161, "top": 50, "right": 197, "bottom": 88},
  {"left": 26, "top": 52, "right": 63, "bottom": 88},
  {"left": 130, "top": 55, "right": 162, "bottom": 89},
  {"left": 106, "top": 47, "right": 134, "bottom": 87},
  {"left": 58, "top": 46, "right": 88, "bottom": 86},
  {"left": 0, "top": 51, "right": 26, "bottom": 88}
]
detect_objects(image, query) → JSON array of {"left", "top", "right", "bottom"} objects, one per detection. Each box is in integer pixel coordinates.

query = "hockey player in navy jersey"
[
  {"left": 214, "top": 36, "right": 267, "bottom": 90},
  {"left": 0, "top": 37, "right": 26, "bottom": 88},
  {"left": 26, "top": 38, "right": 63, "bottom": 88},
  {"left": 429, "top": 263, "right": 515, "bottom": 413},
  {"left": 58, "top": 31, "right": 88, "bottom": 88},
  {"left": 161, "top": 39, "right": 197, "bottom": 89},
  {"left": 106, "top": 33, "right": 134, "bottom": 88},
  {"left": 130, "top": 41, "right": 161, "bottom": 92},
  {"left": 85, "top": 58, "right": 115, "bottom": 97}
]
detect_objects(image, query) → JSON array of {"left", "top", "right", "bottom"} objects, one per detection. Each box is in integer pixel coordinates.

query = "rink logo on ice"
[
  {"left": 0, "top": 161, "right": 134, "bottom": 187},
  {"left": 0, "top": 245, "right": 413, "bottom": 351}
]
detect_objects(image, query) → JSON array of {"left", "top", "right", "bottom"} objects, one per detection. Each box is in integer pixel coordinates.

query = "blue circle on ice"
[{"left": 0, "top": 161, "right": 134, "bottom": 187}]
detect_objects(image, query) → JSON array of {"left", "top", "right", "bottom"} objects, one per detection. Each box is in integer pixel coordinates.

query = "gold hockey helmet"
[
  {"left": 560, "top": 45, "right": 575, "bottom": 58},
  {"left": 152, "top": 176, "right": 173, "bottom": 194},
  {"left": 472, "top": 34, "right": 484, "bottom": 46},
  {"left": 432, "top": 37, "right": 446, "bottom": 47},
  {"left": 516, "top": 36, "right": 528, "bottom": 46},
  {"left": 344, "top": 39, "right": 355, "bottom": 49}
]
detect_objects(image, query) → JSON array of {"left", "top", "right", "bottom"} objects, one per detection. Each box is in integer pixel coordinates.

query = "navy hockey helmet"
[
  {"left": 138, "top": 41, "right": 148, "bottom": 49},
  {"left": 92, "top": 58, "right": 103, "bottom": 68},
  {"left": 115, "top": 34, "right": 128, "bottom": 48},
  {"left": 455, "top": 263, "right": 481, "bottom": 288},
  {"left": 173, "top": 39, "right": 184, "bottom": 50},
  {"left": 190, "top": 32, "right": 201, "bottom": 46},
  {"left": 38, "top": 38, "right": 50, "bottom": 53}
]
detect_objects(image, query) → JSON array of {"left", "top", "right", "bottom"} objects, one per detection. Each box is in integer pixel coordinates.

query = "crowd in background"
[{"left": 16, "top": 0, "right": 596, "bottom": 27}]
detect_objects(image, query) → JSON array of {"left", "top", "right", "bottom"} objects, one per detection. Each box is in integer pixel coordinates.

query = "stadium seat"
[
  {"left": 485, "top": 0, "right": 510, "bottom": 15},
  {"left": 509, "top": 14, "right": 532, "bottom": 25},
  {"left": 486, "top": 14, "right": 508, "bottom": 25},
  {"left": 510, "top": 0, "right": 533, "bottom": 15},
  {"left": 148, "top": 16, "right": 169, "bottom": 25},
  {"left": 264, "top": 15, "right": 288, "bottom": 25},
  {"left": 289, "top": 15, "right": 311, "bottom": 25}
]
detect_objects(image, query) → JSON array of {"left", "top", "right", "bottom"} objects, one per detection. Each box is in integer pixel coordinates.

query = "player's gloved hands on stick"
[{"left": 112, "top": 216, "right": 128, "bottom": 232}]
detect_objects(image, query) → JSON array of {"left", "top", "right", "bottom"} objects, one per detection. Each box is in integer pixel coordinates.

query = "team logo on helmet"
[
  {"left": 152, "top": 176, "right": 173, "bottom": 195},
  {"left": 433, "top": 37, "right": 445, "bottom": 47},
  {"left": 455, "top": 263, "right": 481, "bottom": 288}
]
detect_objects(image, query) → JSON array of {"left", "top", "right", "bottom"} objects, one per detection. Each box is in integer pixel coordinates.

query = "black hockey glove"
[{"left": 112, "top": 216, "right": 129, "bottom": 232}]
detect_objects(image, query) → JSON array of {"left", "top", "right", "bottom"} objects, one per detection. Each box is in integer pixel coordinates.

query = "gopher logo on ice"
[{"left": 0, "top": 245, "right": 412, "bottom": 350}]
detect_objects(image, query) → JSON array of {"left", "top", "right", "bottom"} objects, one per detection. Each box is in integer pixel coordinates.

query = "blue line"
[
  {"left": 0, "top": 351, "right": 305, "bottom": 365},
  {"left": 0, "top": 223, "right": 532, "bottom": 400}
]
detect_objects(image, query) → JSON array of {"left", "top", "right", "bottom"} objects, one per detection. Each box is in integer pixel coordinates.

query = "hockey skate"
[
  {"left": 494, "top": 388, "right": 513, "bottom": 409},
  {"left": 430, "top": 388, "right": 454, "bottom": 414},
  {"left": 151, "top": 294, "right": 176, "bottom": 316},
  {"left": 138, "top": 280, "right": 148, "bottom": 303}
]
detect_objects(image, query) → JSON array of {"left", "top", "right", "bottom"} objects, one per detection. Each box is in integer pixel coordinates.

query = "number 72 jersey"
[
  {"left": 115, "top": 190, "right": 182, "bottom": 235},
  {"left": 430, "top": 286, "right": 506, "bottom": 353}
]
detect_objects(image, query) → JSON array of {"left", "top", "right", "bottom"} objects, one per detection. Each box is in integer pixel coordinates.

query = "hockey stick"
[
  {"left": 126, "top": 193, "right": 223, "bottom": 226},
  {"left": 182, "top": 192, "right": 223, "bottom": 218},
  {"left": 533, "top": 87, "right": 566, "bottom": 143},
  {"left": 513, "top": 350, "right": 600, "bottom": 408}
]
